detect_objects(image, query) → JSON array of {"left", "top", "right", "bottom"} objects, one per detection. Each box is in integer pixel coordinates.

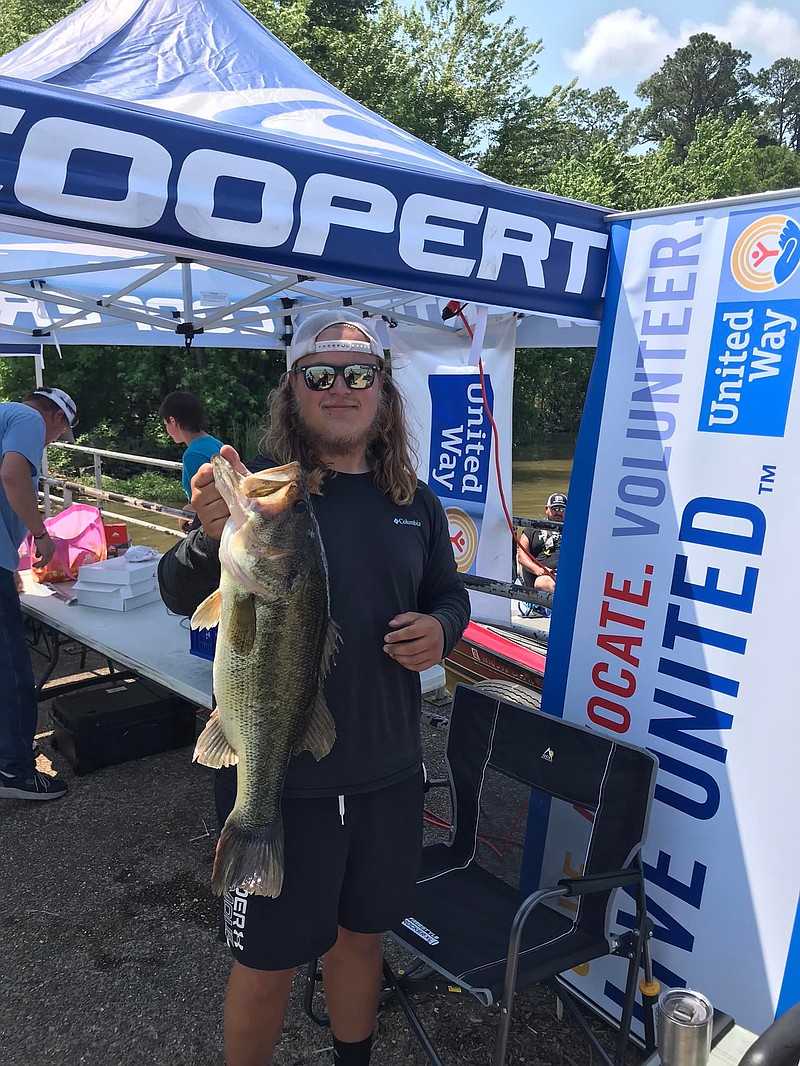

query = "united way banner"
[
  {"left": 390, "top": 316, "right": 516, "bottom": 626},
  {"left": 541, "top": 192, "right": 800, "bottom": 1035}
]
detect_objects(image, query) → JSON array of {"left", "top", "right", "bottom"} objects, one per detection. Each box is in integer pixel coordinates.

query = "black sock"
[{"left": 332, "top": 1033, "right": 373, "bottom": 1064}]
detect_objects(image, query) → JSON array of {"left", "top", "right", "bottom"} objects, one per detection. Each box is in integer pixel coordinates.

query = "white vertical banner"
[
  {"left": 539, "top": 192, "right": 800, "bottom": 1034},
  {"left": 390, "top": 314, "right": 517, "bottom": 625}
]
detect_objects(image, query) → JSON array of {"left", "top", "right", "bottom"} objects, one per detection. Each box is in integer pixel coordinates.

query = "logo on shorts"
[
  {"left": 223, "top": 887, "right": 249, "bottom": 950},
  {"left": 402, "top": 917, "right": 440, "bottom": 945},
  {"left": 541, "top": 748, "right": 554, "bottom": 762}
]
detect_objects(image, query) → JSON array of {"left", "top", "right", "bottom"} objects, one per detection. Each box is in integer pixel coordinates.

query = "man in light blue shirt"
[
  {"left": 0, "top": 386, "right": 78, "bottom": 801},
  {"left": 159, "top": 390, "right": 223, "bottom": 530}
]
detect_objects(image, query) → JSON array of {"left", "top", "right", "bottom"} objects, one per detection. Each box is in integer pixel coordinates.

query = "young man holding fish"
[{"left": 158, "top": 310, "right": 469, "bottom": 1066}]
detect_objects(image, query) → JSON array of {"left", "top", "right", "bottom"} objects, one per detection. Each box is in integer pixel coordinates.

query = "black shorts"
[{"left": 213, "top": 768, "right": 424, "bottom": 971}]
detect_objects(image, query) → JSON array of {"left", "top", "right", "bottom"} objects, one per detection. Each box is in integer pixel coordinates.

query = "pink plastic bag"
[{"left": 20, "top": 504, "right": 108, "bottom": 582}]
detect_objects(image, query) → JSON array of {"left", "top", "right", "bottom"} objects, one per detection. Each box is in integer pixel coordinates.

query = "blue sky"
[{"left": 495, "top": 1, "right": 800, "bottom": 104}]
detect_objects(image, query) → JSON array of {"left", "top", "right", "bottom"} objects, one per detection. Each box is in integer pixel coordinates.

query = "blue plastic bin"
[{"left": 190, "top": 625, "right": 218, "bottom": 661}]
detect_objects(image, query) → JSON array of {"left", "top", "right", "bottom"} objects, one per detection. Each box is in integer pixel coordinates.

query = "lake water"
[
  {"left": 512, "top": 435, "right": 576, "bottom": 519},
  {"left": 96, "top": 498, "right": 184, "bottom": 554}
]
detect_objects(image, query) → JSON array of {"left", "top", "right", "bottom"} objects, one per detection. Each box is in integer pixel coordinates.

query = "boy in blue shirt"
[
  {"left": 159, "top": 391, "right": 224, "bottom": 530},
  {"left": 0, "top": 386, "right": 78, "bottom": 800}
]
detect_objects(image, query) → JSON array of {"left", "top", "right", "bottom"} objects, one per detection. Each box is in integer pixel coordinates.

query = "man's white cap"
[
  {"left": 286, "top": 310, "right": 384, "bottom": 371},
  {"left": 33, "top": 387, "right": 78, "bottom": 441}
]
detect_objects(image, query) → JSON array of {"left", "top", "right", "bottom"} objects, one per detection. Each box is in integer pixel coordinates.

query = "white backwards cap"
[
  {"left": 32, "top": 386, "right": 78, "bottom": 441},
  {"left": 286, "top": 310, "right": 384, "bottom": 371}
]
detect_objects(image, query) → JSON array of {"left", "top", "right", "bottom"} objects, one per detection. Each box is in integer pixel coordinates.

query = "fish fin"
[
  {"left": 294, "top": 689, "right": 336, "bottom": 760},
  {"left": 212, "top": 814, "right": 284, "bottom": 898},
  {"left": 193, "top": 710, "right": 239, "bottom": 769},
  {"left": 191, "top": 588, "right": 222, "bottom": 630},
  {"left": 229, "top": 594, "right": 257, "bottom": 655},
  {"left": 320, "top": 618, "right": 341, "bottom": 679}
]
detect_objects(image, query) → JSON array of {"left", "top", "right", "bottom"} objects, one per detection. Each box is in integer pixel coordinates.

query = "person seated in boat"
[
  {"left": 516, "top": 492, "right": 566, "bottom": 596},
  {"left": 159, "top": 390, "right": 224, "bottom": 532}
]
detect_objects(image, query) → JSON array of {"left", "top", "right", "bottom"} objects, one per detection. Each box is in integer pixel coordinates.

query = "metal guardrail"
[
  {"left": 512, "top": 514, "right": 564, "bottom": 533},
  {"left": 41, "top": 443, "right": 558, "bottom": 605},
  {"left": 463, "top": 574, "right": 554, "bottom": 609},
  {"left": 42, "top": 441, "right": 189, "bottom": 538}
]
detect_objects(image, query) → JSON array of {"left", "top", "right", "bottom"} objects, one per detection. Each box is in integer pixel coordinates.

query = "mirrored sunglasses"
[{"left": 293, "top": 363, "right": 381, "bottom": 391}]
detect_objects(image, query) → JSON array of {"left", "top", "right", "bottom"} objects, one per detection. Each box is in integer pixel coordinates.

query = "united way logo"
[
  {"left": 730, "top": 215, "right": 800, "bottom": 292},
  {"left": 698, "top": 301, "right": 799, "bottom": 437},
  {"left": 446, "top": 507, "right": 479, "bottom": 572}
]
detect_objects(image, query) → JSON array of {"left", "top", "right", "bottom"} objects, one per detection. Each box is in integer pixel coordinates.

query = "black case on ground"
[{"left": 49, "top": 678, "right": 197, "bottom": 774}]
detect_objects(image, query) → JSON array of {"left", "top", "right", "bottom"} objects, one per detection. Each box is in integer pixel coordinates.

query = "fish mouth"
[
  {"left": 241, "top": 461, "right": 300, "bottom": 500},
  {"left": 241, "top": 462, "right": 303, "bottom": 517},
  {"left": 218, "top": 460, "right": 308, "bottom": 592},
  {"left": 212, "top": 456, "right": 305, "bottom": 531}
]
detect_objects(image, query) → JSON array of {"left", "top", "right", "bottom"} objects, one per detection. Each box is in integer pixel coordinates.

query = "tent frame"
[{"left": 0, "top": 245, "right": 481, "bottom": 349}]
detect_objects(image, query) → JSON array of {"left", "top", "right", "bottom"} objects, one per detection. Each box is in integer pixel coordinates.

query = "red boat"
[{"left": 446, "top": 620, "right": 546, "bottom": 693}]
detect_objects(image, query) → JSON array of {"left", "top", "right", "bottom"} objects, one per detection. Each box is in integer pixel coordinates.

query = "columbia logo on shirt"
[{"left": 394, "top": 517, "right": 421, "bottom": 527}]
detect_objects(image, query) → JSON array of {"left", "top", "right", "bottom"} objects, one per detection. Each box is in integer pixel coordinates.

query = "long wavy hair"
[{"left": 261, "top": 369, "right": 418, "bottom": 505}]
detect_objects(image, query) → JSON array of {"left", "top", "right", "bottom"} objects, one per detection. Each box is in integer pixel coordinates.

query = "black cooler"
[{"left": 50, "top": 678, "right": 198, "bottom": 774}]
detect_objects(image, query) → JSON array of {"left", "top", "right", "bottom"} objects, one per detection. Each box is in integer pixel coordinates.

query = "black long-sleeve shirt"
[{"left": 158, "top": 466, "right": 470, "bottom": 796}]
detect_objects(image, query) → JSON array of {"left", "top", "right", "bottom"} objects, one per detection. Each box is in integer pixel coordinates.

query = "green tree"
[
  {"left": 543, "top": 140, "right": 639, "bottom": 210},
  {"left": 637, "top": 32, "right": 755, "bottom": 154},
  {"left": 626, "top": 141, "right": 684, "bottom": 210},
  {"left": 479, "top": 88, "right": 572, "bottom": 187},
  {"left": 753, "top": 57, "right": 800, "bottom": 151},
  {"left": 480, "top": 84, "right": 638, "bottom": 189},
  {"left": 0, "top": 344, "right": 284, "bottom": 462},
  {"left": 678, "top": 114, "right": 758, "bottom": 200},
  {"left": 306, "top": 0, "right": 377, "bottom": 31},
  {"left": 352, "top": 0, "right": 542, "bottom": 161},
  {"left": 751, "top": 143, "right": 800, "bottom": 189},
  {"left": 0, "top": 0, "right": 80, "bottom": 54},
  {"left": 558, "top": 85, "right": 639, "bottom": 155},
  {"left": 542, "top": 116, "right": 768, "bottom": 213},
  {"left": 245, "top": 0, "right": 542, "bottom": 162},
  {"left": 513, "top": 348, "right": 595, "bottom": 441}
]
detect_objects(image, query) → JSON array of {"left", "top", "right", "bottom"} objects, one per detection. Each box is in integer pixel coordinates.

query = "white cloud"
[
  {"left": 566, "top": 3, "right": 800, "bottom": 86},
  {"left": 686, "top": 2, "right": 800, "bottom": 61},
  {"left": 565, "top": 8, "right": 678, "bottom": 81}
]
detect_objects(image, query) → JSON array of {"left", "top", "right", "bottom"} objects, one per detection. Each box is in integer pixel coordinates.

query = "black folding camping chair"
[{"left": 382, "top": 683, "right": 660, "bottom": 1065}]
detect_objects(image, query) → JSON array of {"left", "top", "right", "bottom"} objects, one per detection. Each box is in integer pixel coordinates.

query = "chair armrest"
[
  {"left": 511, "top": 885, "right": 570, "bottom": 937},
  {"left": 500, "top": 886, "right": 571, "bottom": 1015},
  {"left": 556, "top": 869, "right": 640, "bottom": 897},
  {"left": 503, "top": 870, "right": 643, "bottom": 1001},
  {"left": 739, "top": 1002, "right": 800, "bottom": 1066}
]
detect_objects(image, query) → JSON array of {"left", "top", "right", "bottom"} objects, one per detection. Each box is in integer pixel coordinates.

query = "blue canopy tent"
[{"left": 0, "top": 0, "right": 608, "bottom": 349}]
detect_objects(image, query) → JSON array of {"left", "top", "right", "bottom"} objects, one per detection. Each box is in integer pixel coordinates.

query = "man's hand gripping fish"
[{"left": 191, "top": 455, "right": 338, "bottom": 898}]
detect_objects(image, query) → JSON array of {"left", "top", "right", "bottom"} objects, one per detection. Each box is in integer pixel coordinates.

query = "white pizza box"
[
  {"left": 73, "top": 586, "right": 160, "bottom": 612},
  {"left": 73, "top": 577, "right": 160, "bottom": 611},
  {"left": 76, "top": 556, "right": 160, "bottom": 587}
]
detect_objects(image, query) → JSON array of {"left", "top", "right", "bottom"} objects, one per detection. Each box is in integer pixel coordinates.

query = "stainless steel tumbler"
[{"left": 657, "top": 988, "right": 714, "bottom": 1066}]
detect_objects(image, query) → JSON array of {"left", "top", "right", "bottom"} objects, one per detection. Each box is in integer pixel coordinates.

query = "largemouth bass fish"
[{"left": 191, "top": 455, "right": 338, "bottom": 898}]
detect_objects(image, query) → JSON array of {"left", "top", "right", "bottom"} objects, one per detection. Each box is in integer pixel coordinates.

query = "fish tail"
[{"left": 212, "top": 814, "right": 285, "bottom": 899}]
